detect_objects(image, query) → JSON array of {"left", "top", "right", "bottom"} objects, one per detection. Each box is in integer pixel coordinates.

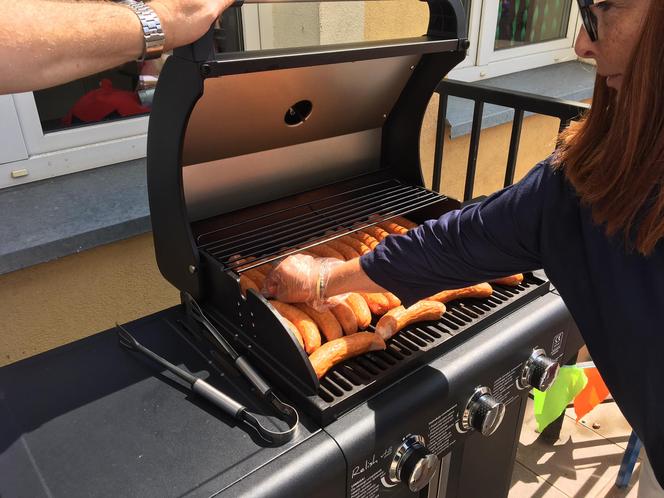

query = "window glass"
[
  {"left": 495, "top": 0, "right": 572, "bottom": 50},
  {"left": 32, "top": 9, "right": 243, "bottom": 134}
]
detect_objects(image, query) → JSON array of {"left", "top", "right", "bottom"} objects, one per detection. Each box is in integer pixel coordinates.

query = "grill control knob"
[
  {"left": 461, "top": 387, "right": 506, "bottom": 436},
  {"left": 389, "top": 435, "right": 439, "bottom": 492},
  {"left": 519, "top": 348, "right": 560, "bottom": 392}
]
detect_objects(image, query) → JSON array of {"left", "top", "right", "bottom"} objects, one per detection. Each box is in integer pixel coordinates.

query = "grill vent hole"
[{"left": 284, "top": 100, "right": 313, "bottom": 126}]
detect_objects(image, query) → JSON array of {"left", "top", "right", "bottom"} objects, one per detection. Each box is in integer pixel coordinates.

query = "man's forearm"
[{"left": 1, "top": 1, "right": 146, "bottom": 94}]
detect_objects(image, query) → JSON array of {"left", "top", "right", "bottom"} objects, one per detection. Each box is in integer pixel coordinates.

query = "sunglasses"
[{"left": 577, "top": 0, "right": 605, "bottom": 42}]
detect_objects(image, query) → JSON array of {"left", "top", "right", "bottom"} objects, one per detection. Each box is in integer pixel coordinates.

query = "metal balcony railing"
[{"left": 433, "top": 79, "right": 591, "bottom": 201}]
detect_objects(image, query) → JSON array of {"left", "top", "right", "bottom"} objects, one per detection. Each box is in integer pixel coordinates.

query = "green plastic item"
[{"left": 533, "top": 366, "right": 588, "bottom": 432}]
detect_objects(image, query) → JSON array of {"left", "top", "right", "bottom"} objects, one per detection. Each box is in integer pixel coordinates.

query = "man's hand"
[
  {"left": 151, "top": 0, "right": 235, "bottom": 51},
  {"left": 0, "top": 0, "right": 235, "bottom": 95}
]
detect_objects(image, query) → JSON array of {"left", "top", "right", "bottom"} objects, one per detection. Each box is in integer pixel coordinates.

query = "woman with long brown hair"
[{"left": 266, "top": 0, "right": 664, "bottom": 494}]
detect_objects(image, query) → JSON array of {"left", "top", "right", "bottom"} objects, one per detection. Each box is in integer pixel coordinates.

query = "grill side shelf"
[{"left": 200, "top": 251, "right": 319, "bottom": 395}]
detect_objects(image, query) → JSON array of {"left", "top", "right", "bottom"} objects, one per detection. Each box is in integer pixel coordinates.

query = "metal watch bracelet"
[{"left": 118, "top": 0, "right": 165, "bottom": 61}]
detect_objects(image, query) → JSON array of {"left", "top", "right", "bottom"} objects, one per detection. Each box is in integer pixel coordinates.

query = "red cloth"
[
  {"left": 574, "top": 367, "right": 610, "bottom": 421},
  {"left": 62, "top": 79, "right": 149, "bottom": 125}
]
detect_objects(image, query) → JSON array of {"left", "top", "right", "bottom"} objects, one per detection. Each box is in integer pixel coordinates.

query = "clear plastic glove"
[{"left": 262, "top": 254, "right": 343, "bottom": 305}]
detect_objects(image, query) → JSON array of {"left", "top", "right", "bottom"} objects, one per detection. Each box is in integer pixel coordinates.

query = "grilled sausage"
[
  {"left": 239, "top": 275, "right": 259, "bottom": 296},
  {"left": 384, "top": 292, "right": 402, "bottom": 309},
  {"left": 359, "top": 292, "right": 391, "bottom": 315},
  {"left": 350, "top": 231, "right": 380, "bottom": 250},
  {"left": 392, "top": 216, "right": 420, "bottom": 230},
  {"left": 344, "top": 293, "right": 372, "bottom": 329},
  {"left": 307, "top": 244, "right": 346, "bottom": 260},
  {"left": 330, "top": 299, "right": 359, "bottom": 335},
  {"left": 378, "top": 221, "right": 409, "bottom": 235},
  {"left": 363, "top": 225, "right": 390, "bottom": 242},
  {"left": 375, "top": 301, "right": 446, "bottom": 341},
  {"left": 243, "top": 268, "right": 266, "bottom": 290},
  {"left": 308, "top": 332, "right": 386, "bottom": 379},
  {"left": 325, "top": 240, "right": 360, "bottom": 260},
  {"left": 270, "top": 301, "right": 322, "bottom": 354},
  {"left": 340, "top": 236, "right": 372, "bottom": 255},
  {"left": 281, "top": 316, "right": 304, "bottom": 348},
  {"left": 491, "top": 274, "right": 524, "bottom": 286},
  {"left": 295, "top": 304, "right": 343, "bottom": 342},
  {"left": 427, "top": 283, "right": 493, "bottom": 303}
]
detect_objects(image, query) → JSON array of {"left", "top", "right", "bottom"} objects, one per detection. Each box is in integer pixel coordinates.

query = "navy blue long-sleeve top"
[{"left": 360, "top": 157, "right": 664, "bottom": 487}]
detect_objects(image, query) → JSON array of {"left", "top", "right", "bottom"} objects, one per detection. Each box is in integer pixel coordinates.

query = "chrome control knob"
[
  {"left": 462, "top": 387, "right": 506, "bottom": 436},
  {"left": 519, "top": 348, "right": 560, "bottom": 392},
  {"left": 389, "top": 435, "right": 439, "bottom": 492}
]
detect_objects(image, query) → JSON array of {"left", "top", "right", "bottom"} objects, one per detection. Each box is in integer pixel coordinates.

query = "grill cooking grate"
[
  {"left": 314, "top": 278, "right": 545, "bottom": 409},
  {"left": 197, "top": 179, "right": 447, "bottom": 272}
]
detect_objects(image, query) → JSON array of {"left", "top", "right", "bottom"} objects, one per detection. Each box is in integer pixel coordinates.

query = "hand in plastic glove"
[{"left": 262, "top": 254, "right": 344, "bottom": 304}]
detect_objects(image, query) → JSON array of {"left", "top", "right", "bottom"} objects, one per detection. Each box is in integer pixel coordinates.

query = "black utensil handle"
[
  {"left": 192, "top": 379, "right": 245, "bottom": 418},
  {"left": 235, "top": 356, "right": 271, "bottom": 396}
]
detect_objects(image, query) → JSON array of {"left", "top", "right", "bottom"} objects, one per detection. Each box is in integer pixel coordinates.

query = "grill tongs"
[{"left": 116, "top": 302, "right": 298, "bottom": 445}]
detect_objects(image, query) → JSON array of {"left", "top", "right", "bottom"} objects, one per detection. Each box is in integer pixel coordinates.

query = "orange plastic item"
[{"left": 573, "top": 367, "right": 610, "bottom": 421}]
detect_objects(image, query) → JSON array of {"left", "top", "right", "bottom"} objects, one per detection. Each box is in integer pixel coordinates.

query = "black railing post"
[
  {"left": 504, "top": 109, "right": 524, "bottom": 188},
  {"left": 464, "top": 101, "right": 484, "bottom": 201},
  {"left": 432, "top": 93, "right": 449, "bottom": 193}
]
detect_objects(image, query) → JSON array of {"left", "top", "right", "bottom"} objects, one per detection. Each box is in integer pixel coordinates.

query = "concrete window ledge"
[
  {"left": 0, "top": 159, "right": 150, "bottom": 275},
  {"left": 0, "top": 61, "right": 596, "bottom": 276}
]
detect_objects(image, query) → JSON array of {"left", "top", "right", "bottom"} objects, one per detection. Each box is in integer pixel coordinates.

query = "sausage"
[
  {"left": 307, "top": 244, "right": 346, "bottom": 260},
  {"left": 330, "top": 299, "right": 359, "bottom": 335},
  {"left": 384, "top": 292, "right": 402, "bottom": 309},
  {"left": 325, "top": 240, "right": 360, "bottom": 260},
  {"left": 375, "top": 300, "right": 446, "bottom": 341},
  {"left": 243, "top": 268, "right": 266, "bottom": 290},
  {"left": 378, "top": 220, "right": 409, "bottom": 235},
  {"left": 392, "top": 216, "right": 420, "bottom": 230},
  {"left": 270, "top": 301, "right": 322, "bottom": 354},
  {"left": 308, "top": 332, "right": 386, "bottom": 379},
  {"left": 340, "top": 236, "right": 371, "bottom": 255},
  {"left": 281, "top": 316, "right": 304, "bottom": 348},
  {"left": 295, "top": 304, "right": 343, "bottom": 342},
  {"left": 345, "top": 293, "right": 372, "bottom": 329},
  {"left": 349, "top": 231, "right": 380, "bottom": 250},
  {"left": 363, "top": 225, "right": 390, "bottom": 241},
  {"left": 491, "top": 274, "right": 524, "bottom": 286},
  {"left": 239, "top": 275, "right": 259, "bottom": 296},
  {"left": 359, "top": 293, "right": 391, "bottom": 315},
  {"left": 427, "top": 283, "right": 493, "bottom": 303}
]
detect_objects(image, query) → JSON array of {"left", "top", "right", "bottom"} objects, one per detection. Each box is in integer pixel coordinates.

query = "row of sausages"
[{"left": 234, "top": 216, "right": 524, "bottom": 379}]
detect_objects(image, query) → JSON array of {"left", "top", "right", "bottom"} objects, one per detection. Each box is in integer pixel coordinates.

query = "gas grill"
[
  {"left": 143, "top": 0, "right": 584, "bottom": 495},
  {"left": 0, "top": 1, "right": 586, "bottom": 497}
]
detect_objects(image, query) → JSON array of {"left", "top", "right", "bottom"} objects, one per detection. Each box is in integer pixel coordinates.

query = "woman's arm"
[{"left": 0, "top": 0, "right": 233, "bottom": 94}]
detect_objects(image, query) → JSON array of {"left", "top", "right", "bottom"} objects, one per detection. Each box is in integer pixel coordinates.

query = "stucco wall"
[{"left": 1, "top": 109, "right": 564, "bottom": 368}]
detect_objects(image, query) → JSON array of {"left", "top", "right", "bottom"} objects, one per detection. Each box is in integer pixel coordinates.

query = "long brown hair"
[{"left": 555, "top": 0, "right": 664, "bottom": 255}]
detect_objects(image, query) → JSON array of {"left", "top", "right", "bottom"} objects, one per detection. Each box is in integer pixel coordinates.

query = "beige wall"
[
  {"left": 1, "top": 108, "right": 563, "bottom": 368},
  {"left": 0, "top": 234, "right": 179, "bottom": 367}
]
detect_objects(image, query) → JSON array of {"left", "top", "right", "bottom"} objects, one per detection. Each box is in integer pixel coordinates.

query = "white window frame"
[
  {"left": 1, "top": 92, "right": 146, "bottom": 189},
  {"left": 449, "top": 0, "right": 582, "bottom": 81},
  {"left": 12, "top": 92, "right": 148, "bottom": 155},
  {"left": 477, "top": 0, "right": 580, "bottom": 64},
  {"left": 453, "top": 0, "right": 483, "bottom": 70}
]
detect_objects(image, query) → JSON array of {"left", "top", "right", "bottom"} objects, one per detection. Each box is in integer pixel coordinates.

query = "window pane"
[
  {"left": 32, "top": 9, "right": 243, "bottom": 134},
  {"left": 495, "top": 0, "right": 572, "bottom": 50}
]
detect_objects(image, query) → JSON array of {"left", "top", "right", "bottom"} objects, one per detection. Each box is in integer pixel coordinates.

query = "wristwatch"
[{"left": 118, "top": 0, "right": 165, "bottom": 61}]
